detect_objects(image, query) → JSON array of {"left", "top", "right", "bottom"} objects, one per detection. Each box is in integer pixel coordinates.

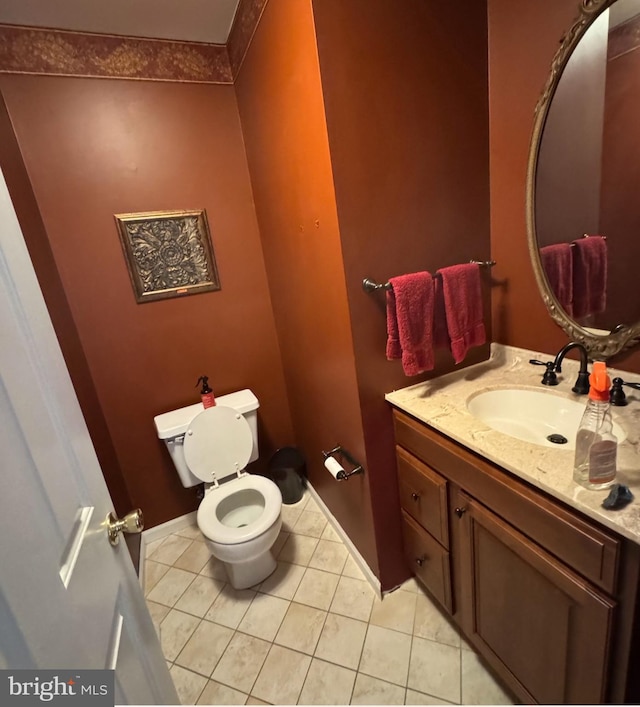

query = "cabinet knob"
[
  {"left": 455, "top": 506, "right": 467, "bottom": 518},
  {"left": 411, "top": 492, "right": 420, "bottom": 501},
  {"left": 415, "top": 555, "right": 427, "bottom": 567}
]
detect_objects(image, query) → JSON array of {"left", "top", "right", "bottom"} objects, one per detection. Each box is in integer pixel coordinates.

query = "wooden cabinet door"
[{"left": 455, "top": 492, "right": 615, "bottom": 705}]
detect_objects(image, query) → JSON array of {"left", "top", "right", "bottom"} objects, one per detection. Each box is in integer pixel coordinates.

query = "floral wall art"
[{"left": 115, "top": 209, "right": 220, "bottom": 302}]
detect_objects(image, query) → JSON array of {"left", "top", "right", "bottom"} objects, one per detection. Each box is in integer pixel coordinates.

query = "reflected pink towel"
[
  {"left": 386, "top": 272, "right": 435, "bottom": 376},
  {"left": 572, "top": 235, "right": 607, "bottom": 319},
  {"left": 437, "top": 263, "right": 486, "bottom": 364},
  {"left": 540, "top": 243, "right": 573, "bottom": 316}
]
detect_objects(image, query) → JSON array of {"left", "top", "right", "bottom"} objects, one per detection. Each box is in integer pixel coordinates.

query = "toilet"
[{"left": 154, "top": 389, "right": 282, "bottom": 589}]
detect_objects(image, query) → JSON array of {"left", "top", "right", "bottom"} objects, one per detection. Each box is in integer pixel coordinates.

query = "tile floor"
[{"left": 144, "top": 491, "right": 516, "bottom": 706}]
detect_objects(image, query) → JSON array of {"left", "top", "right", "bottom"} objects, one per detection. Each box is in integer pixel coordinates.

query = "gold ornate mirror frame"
[{"left": 526, "top": 0, "right": 640, "bottom": 359}]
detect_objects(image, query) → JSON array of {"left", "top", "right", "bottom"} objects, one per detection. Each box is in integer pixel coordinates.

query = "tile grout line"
[
  {"left": 459, "top": 642, "right": 463, "bottom": 705},
  {"left": 245, "top": 639, "right": 276, "bottom": 702},
  {"left": 240, "top": 583, "right": 295, "bottom": 703},
  {"left": 175, "top": 544, "right": 348, "bottom": 699},
  {"left": 159, "top": 536, "right": 249, "bottom": 699},
  {"left": 407, "top": 622, "right": 415, "bottom": 701},
  {"left": 150, "top": 506, "right": 483, "bottom": 706},
  {"left": 262, "top": 561, "right": 340, "bottom": 703}
]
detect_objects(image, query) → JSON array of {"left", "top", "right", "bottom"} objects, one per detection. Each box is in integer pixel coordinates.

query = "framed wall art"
[{"left": 115, "top": 209, "right": 220, "bottom": 303}]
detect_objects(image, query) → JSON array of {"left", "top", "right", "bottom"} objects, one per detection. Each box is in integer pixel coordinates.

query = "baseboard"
[
  {"left": 305, "top": 482, "right": 382, "bottom": 600},
  {"left": 142, "top": 511, "right": 198, "bottom": 544}
]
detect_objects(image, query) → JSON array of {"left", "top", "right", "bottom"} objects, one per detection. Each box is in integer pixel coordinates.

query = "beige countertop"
[{"left": 385, "top": 344, "right": 640, "bottom": 545}]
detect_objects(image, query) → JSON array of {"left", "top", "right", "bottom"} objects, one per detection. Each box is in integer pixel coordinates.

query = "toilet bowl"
[
  {"left": 154, "top": 390, "right": 283, "bottom": 589},
  {"left": 198, "top": 475, "right": 282, "bottom": 589}
]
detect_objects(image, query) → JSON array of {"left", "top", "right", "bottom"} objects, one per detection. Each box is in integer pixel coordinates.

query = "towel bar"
[
  {"left": 363, "top": 259, "right": 497, "bottom": 293},
  {"left": 571, "top": 234, "right": 607, "bottom": 247}
]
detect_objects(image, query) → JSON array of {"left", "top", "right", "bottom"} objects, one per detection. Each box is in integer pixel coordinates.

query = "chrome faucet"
[{"left": 529, "top": 342, "right": 590, "bottom": 394}]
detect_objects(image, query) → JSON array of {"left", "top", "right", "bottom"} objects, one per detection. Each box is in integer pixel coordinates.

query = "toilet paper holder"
[{"left": 322, "top": 445, "right": 364, "bottom": 481}]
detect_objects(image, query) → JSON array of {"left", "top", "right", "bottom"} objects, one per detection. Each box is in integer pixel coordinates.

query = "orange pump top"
[{"left": 588, "top": 361, "right": 611, "bottom": 402}]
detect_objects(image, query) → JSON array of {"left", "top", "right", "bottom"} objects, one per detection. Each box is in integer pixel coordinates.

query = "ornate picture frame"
[{"left": 115, "top": 209, "right": 220, "bottom": 303}]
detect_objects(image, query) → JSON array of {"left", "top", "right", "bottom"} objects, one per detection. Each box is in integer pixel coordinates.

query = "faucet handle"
[
  {"left": 611, "top": 378, "right": 627, "bottom": 406},
  {"left": 529, "top": 359, "right": 558, "bottom": 386},
  {"left": 611, "top": 377, "right": 640, "bottom": 406}
]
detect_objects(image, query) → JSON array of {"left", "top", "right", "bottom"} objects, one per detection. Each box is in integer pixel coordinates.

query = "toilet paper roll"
[{"left": 324, "top": 456, "right": 346, "bottom": 480}]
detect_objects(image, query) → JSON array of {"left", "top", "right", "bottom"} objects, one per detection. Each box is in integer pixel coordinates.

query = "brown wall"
[
  {"left": 233, "top": 0, "right": 379, "bottom": 576},
  {"left": 0, "top": 75, "right": 293, "bottom": 528},
  {"left": 0, "top": 94, "right": 133, "bottom": 519},
  {"left": 312, "top": 0, "right": 491, "bottom": 587},
  {"left": 236, "top": 0, "right": 491, "bottom": 589},
  {"left": 488, "top": 0, "right": 640, "bottom": 373}
]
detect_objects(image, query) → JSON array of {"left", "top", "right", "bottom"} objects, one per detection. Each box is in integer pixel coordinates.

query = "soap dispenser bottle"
[
  {"left": 196, "top": 376, "right": 216, "bottom": 409},
  {"left": 573, "top": 361, "right": 617, "bottom": 490}
]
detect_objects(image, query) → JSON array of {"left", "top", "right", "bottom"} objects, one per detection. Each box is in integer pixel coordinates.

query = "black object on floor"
[{"left": 268, "top": 447, "right": 306, "bottom": 504}]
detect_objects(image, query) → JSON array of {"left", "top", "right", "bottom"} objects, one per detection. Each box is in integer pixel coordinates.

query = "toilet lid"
[{"left": 183, "top": 405, "right": 253, "bottom": 483}]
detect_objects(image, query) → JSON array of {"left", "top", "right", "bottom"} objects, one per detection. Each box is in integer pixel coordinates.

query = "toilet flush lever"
[{"left": 106, "top": 509, "right": 144, "bottom": 546}]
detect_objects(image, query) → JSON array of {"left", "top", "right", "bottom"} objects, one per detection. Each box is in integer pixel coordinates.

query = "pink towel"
[
  {"left": 385, "top": 289, "right": 402, "bottom": 361},
  {"left": 572, "top": 235, "right": 607, "bottom": 319},
  {"left": 540, "top": 243, "right": 573, "bottom": 316},
  {"left": 437, "top": 263, "right": 486, "bottom": 364},
  {"left": 386, "top": 272, "right": 435, "bottom": 376}
]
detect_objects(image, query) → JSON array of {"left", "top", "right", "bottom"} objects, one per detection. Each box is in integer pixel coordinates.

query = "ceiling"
[
  {"left": 0, "top": 0, "right": 241, "bottom": 45},
  {"left": 4, "top": 0, "right": 640, "bottom": 46}
]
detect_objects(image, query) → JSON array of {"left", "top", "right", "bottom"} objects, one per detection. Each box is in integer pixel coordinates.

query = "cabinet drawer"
[
  {"left": 397, "top": 446, "right": 449, "bottom": 548},
  {"left": 393, "top": 410, "right": 620, "bottom": 594},
  {"left": 401, "top": 509, "right": 452, "bottom": 612}
]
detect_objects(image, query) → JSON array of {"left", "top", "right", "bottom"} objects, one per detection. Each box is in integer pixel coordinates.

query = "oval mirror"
[{"left": 527, "top": 0, "right": 640, "bottom": 359}]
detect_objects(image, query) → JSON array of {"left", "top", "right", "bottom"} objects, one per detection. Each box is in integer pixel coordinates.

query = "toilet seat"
[
  {"left": 184, "top": 405, "right": 253, "bottom": 483},
  {"left": 197, "top": 475, "right": 282, "bottom": 544}
]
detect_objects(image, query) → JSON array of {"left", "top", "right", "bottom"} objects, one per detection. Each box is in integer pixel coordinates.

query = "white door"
[{"left": 0, "top": 167, "right": 178, "bottom": 706}]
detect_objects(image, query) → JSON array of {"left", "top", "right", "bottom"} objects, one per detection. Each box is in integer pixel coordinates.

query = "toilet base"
[
  {"left": 222, "top": 550, "right": 277, "bottom": 589},
  {"left": 200, "top": 515, "right": 282, "bottom": 590}
]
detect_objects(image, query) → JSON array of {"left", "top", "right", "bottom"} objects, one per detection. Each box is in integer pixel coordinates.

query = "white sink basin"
[{"left": 466, "top": 388, "right": 625, "bottom": 450}]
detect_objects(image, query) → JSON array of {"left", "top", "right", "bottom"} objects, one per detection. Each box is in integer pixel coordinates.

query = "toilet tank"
[{"left": 154, "top": 389, "right": 259, "bottom": 488}]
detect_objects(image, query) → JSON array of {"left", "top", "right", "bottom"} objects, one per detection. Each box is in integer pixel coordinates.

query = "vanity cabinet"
[{"left": 393, "top": 408, "right": 640, "bottom": 705}]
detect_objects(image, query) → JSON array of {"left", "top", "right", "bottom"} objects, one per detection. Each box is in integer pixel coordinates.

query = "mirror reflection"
[{"left": 535, "top": 0, "right": 640, "bottom": 335}]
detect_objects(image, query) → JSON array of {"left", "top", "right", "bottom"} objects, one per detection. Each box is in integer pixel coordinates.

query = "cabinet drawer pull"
[
  {"left": 411, "top": 492, "right": 420, "bottom": 501},
  {"left": 415, "top": 555, "right": 427, "bottom": 567},
  {"left": 455, "top": 506, "right": 467, "bottom": 518}
]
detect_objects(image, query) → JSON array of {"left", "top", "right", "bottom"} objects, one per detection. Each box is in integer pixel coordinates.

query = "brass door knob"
[{"left": 107, "top": 509, "right": 144, "bottom": 546}]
